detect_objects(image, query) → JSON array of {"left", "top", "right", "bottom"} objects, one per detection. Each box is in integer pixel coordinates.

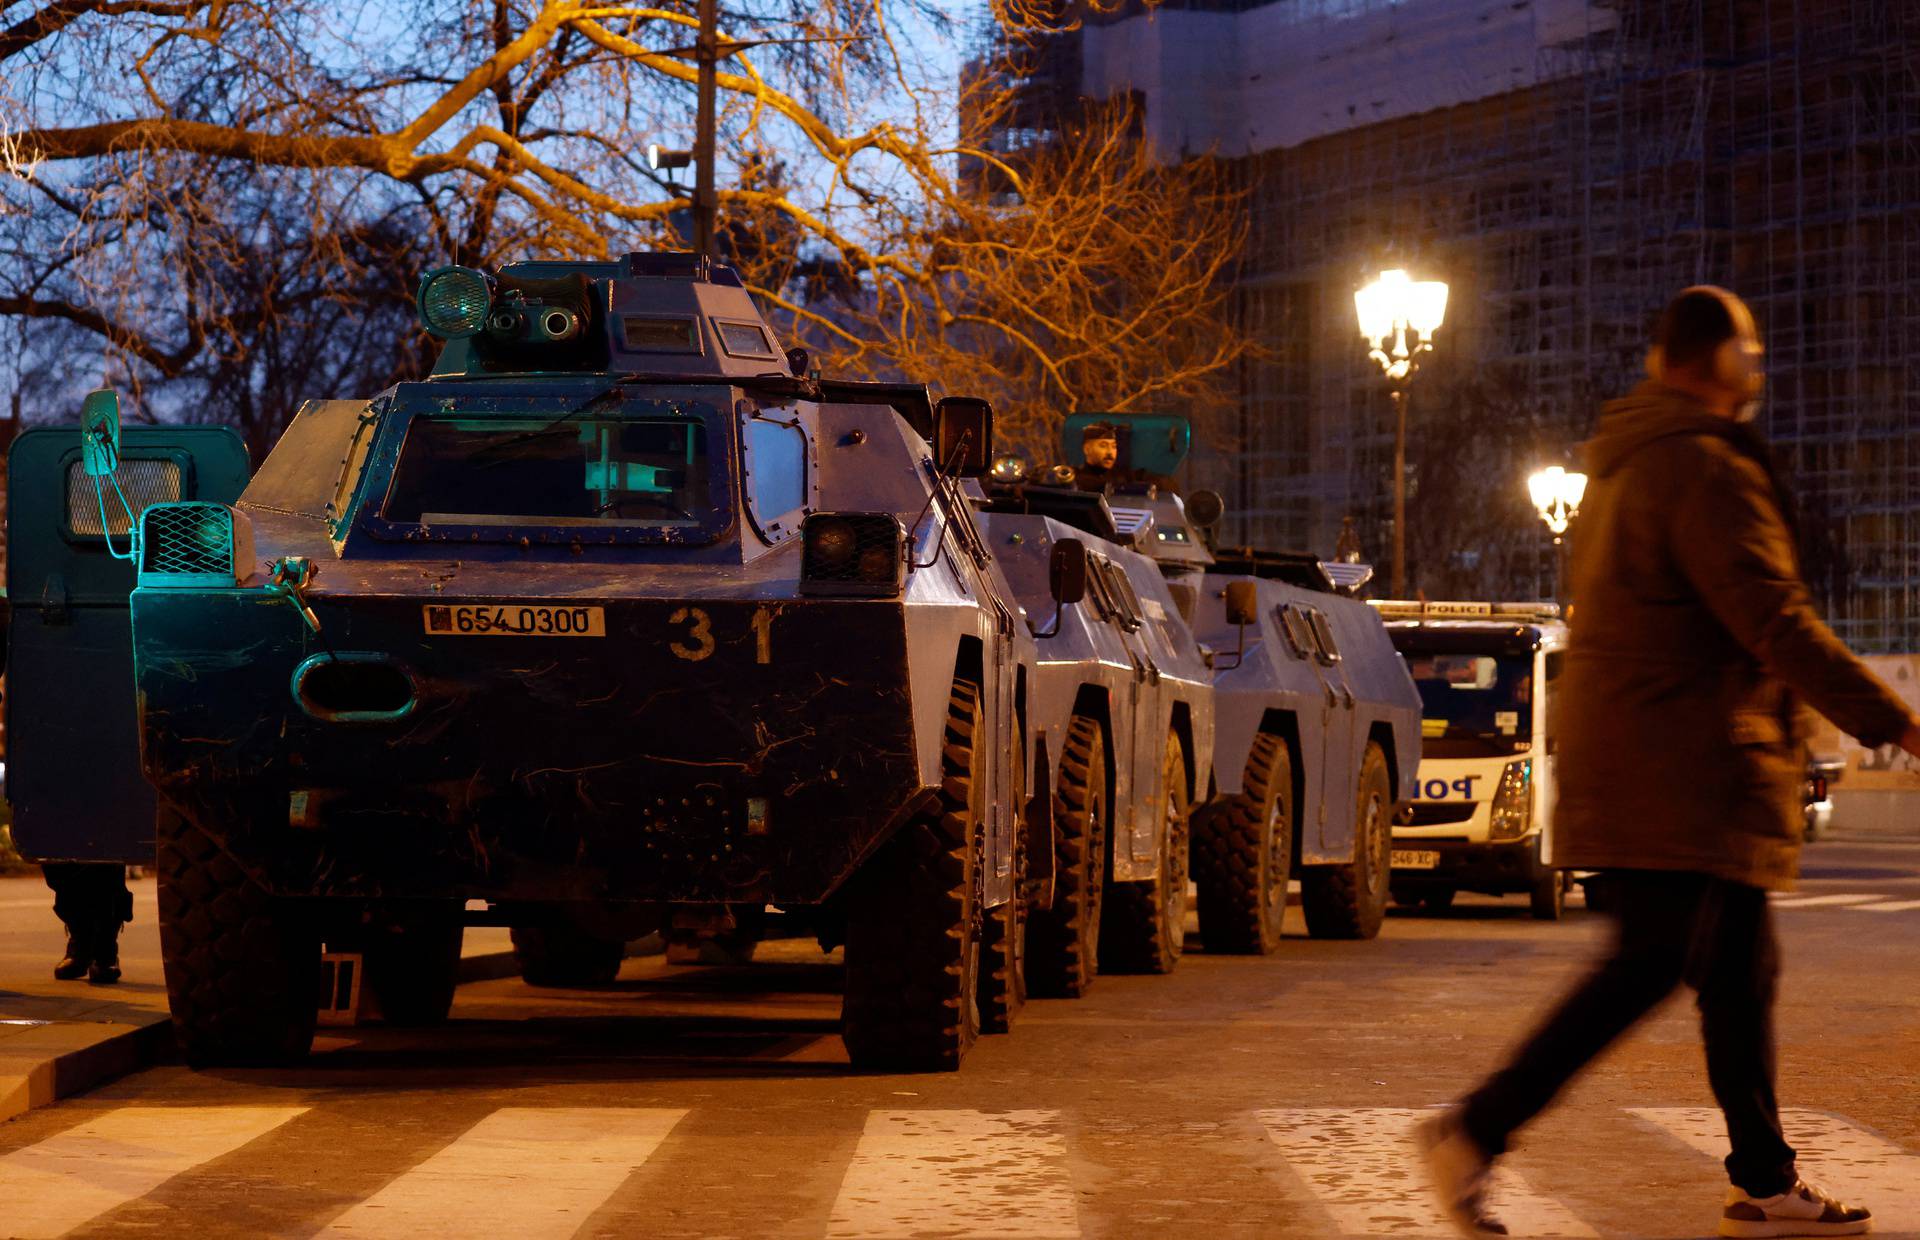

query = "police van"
[{"left": 1371, "top": 600, "right": 1574, "bottom": 919}]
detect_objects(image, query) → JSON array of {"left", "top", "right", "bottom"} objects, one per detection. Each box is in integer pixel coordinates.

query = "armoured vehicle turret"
[
  {"left": 75, "top": 252, "right": 1039, "bottom": 1071},
  {"left": 1056, "top": 413, "right": 1422, "bottom": 947}
]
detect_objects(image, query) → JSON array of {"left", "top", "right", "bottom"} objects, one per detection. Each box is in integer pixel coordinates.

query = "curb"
[
  {"left": 0, "top": 950, "right": 519, "bottom": 1125},
  {"left": 0, "top": 1018, "right": 173, "bottom": 1125}
]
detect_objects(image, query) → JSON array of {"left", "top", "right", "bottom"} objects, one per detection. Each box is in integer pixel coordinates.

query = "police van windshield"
[
  {"left": 1407, "top": 653, "right": 1533, "bottom": 754},
  {"left": 380, "top": 405, "right": 720, "bottom": 535}
]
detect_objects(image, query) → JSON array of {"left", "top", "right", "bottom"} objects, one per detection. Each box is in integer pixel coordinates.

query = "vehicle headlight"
[
  {"left": 799, "top": 512, "right": 905, "bottom": 597},
  {"left": 416, "top": 265, "right": 493, "bottom": 339},
  {"left": 138, "top": 502, "right": 256, "bottom": 587},
  {"left": 1488, "top": 758, "right": 1533, "bottom": 840}
]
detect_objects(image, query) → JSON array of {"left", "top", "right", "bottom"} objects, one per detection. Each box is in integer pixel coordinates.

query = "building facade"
[{"left": 1073, "top": 0, "right": 1920, "bottom": 648}]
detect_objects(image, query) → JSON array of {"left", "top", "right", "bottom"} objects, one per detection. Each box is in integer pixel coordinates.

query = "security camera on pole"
[{"left": 1354, "top": 268, "right": 1448, "bottom": 598}]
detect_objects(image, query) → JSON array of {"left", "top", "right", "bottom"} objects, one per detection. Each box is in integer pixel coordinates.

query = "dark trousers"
[
  {"left": 42, "top": 862, "right": 133, "bottom": 932},
  {"left": 1459, "top": 870, "right": 1797, "bottom": 1197}
]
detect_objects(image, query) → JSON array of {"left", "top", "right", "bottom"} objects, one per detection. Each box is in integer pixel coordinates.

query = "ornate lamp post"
[
  {"left": 1355, "top": 268, "right": 1448, "bottom": 596},
  {"left": 1527, "top": 465, "right": 1588, "bottom": 601}
]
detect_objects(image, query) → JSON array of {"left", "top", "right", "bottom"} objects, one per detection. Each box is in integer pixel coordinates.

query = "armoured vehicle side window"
[
  {"left": 1099, "top": 562, "right": 1144, "bottom": 632},
  {"left": 1082, "top": 553, "right": 1118, "bottom": 622},
  {"left": 716, "top": 318, "right": 779, "bottom": 359},
  {"left": 620, "top": 316, "right": 700, "bottom": 353},
  {"left": 1278, "top": 603, "right": 1315, "bottom": 660},
  {"left": 329, "top": 410, "right": 380, "bottom": 535},
  {"left": 1306, "top": 608, "right": 1342, "bottom": 665},
  {"left": 740, "top": 406, "right": 814, "bottom": 543}
]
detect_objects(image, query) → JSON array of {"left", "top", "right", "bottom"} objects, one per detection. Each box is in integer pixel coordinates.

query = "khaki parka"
[{"left": 1554, "top": 382, "right": 1916, "bottom": 890}]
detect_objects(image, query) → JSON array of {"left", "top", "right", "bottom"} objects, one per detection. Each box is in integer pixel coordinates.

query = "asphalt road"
[{"left": 2, "top": 840, "right": 1917, "bottom": 1240}]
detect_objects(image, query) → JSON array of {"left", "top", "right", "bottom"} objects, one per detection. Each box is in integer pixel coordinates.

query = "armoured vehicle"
[
  {"left": 973, "top": 479, "right": 1215, "bottom": 994},
  {"left": 76, "top": 252, "right": 1041, "bottom": 1071},
  {"left": 1374, "top": 600, "right": 1571, "bottom": 919},
  {"left": 5, "top": 425, "right": 250, "bottom": 864},
  {"left": 1060, "top": 413, "right": 1422, "bottom": 946}
]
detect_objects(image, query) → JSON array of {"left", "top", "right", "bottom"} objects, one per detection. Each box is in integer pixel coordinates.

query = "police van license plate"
[
  {"left": 423, "top": 604, "right": 606, "bottom": 637},
  {"left": 1392, "top": 849, "right": 1441, "bottom": 869}
]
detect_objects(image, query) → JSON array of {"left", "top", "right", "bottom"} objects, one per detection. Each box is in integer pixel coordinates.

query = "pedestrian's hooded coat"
[{"left": 1555, "top": 380, "right": 1916, "bottom": 890}]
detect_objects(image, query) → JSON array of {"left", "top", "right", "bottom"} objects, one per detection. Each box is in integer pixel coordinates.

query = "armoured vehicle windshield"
[{"left": 377, "top": 395, "right": 726, "bottom": 535}]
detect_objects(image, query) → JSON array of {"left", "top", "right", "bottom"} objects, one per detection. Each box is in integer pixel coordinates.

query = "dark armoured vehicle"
[
  {"left": 6, "top": 425, "right": 250, "bottom": 863},
  {"left": 87, "top": 252, "right": 1040, "bottom": 1071},
  {"left": 1059, "top": 414, "right": 1422, "bottom": 947},
  {"left": 973, "top": 482, "right": 1215, "bottom": 994}
]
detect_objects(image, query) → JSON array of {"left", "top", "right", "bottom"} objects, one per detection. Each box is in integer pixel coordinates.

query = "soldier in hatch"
[{"left": 1073, "top": 422, "right": 1123, "bottom": 493}]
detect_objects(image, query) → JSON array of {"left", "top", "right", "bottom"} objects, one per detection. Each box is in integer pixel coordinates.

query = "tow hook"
[{"left": 268, "top": 556, "right": 324, "bottom": 635}]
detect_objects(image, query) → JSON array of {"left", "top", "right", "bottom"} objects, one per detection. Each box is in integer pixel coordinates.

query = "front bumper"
[
  {"left": 133, "top": 589, "right": 925, "bottom": 905},
  {"left": 1390, "top": 833, "right": 1547, "bottom": 894}
]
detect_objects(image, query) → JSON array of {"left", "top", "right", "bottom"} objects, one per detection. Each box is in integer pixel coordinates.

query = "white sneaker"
[
  {"left": 1720, "top": 1179, "right": 1872, "bottom": 1237},
  {"left": 1416, "top": 1111, "right": 1509, "bottom": 1238}
]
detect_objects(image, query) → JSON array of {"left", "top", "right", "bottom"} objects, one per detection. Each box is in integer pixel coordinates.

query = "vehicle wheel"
[
  {"left": 1026, "top": 714, "right": 1107, "bottom": 998},
  {"left": 1195, "top": 731, "right": 1294, "bottom": 954},
  {"left": 842, "top": 679, "right": 983, "bottom": 1071},
  {"left": 979, "top": 724, "right": 1027, "bottom": 1034},
  {"left": 510, "top": 925, "right": 625, "bottom": 987},
  {"left": 1530, "top": 867, "right": 1567, "bottom": 921},
  {"left": 1580, "top": 875, "right": 1616, "bottom": 914},
  {"left": 1301, "top": 742, "right": 1393, "bottom": 940},
  {"left": 156, "top": 804, "right": 319, "bottom": 1067},
  {"left": 364, "top": 915, "right": 464, "bottom": 1025},
  {"left": 1421, "top": 887, "right": 1457, "bottom": 913},
  {"left": 1100, "top": 730, "right": 1191, "bottom": 974}
]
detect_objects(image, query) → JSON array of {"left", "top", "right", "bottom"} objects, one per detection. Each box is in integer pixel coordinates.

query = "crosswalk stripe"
[
  {"left": 826, "top": 1110, "right": 1080, "bottom": 1239},
  {"left": 313, "top": 1107, "right": 687, "bottom": 1239},
  {"left": 1851, "top": 898, "right": 1920, "bottom": 912},
  {"left": 0, "top": 1105, "right": 306, "bottom": 1239},
  {"left": 1769, "top": 893, "right": 1881, "bottom": 908},
  {"left": 1258, "top": 1108, "right": 1597, "bottom": 1237},
  {"left": 1631, "top": 1108, "right": 1920, "bottom": 1232}
]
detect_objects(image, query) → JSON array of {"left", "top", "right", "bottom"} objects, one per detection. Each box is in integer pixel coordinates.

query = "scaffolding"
[
  {"left": 1575, "top": 0, "right": 1920, "bottom": 649},
  {"left": 1176, "top": 0, "right": 1920, "bottom": 646}
]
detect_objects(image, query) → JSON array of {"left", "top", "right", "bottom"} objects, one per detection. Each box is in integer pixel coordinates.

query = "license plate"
[
  {"left": 422, "top": 604, "right": 606, "bottom": 637},
  {"left": 1393, "top": 849, "right": 1441, "bottom": 870}
]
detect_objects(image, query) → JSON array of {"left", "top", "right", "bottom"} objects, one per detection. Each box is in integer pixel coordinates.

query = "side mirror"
[
  {"left": 934, "top": 395, "right": 995, "bottom": 476},
  {"left": 1186, "top": 488, "right": 1225, "bottom": 527},
  {"left": 1225, "top": 580, "right": 1259, "bottom": 626},
  {"left": 1049, "top": 538, "right": 1088, "bottom": 606},
  {"left": 80, "top": 388, "right": 122, "bottom": 478}
]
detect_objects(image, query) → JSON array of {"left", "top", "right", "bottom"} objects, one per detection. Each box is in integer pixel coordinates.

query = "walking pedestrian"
[{"left": 1420, "top": 285, "right": 1920, "bottom": 1239}]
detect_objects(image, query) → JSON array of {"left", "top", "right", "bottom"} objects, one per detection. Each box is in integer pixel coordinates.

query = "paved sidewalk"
[{"left": 0, "top": 873, "right": 516, "bottom": 1123}]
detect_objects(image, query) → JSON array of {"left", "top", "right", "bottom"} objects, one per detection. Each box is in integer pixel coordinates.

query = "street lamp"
[
  {"left": 1528, "top": 465, "right": 1588, "bottom": 602},
  {"left": 1527, "top": 465, "right": 1587, "bottom": 539},
  {"left": 1355, "top": 268, "right": 1448, "bottom": 597}
]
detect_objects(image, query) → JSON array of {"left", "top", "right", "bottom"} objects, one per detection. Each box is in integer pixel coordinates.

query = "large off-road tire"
[
  {"left": 1301, "top": 742, "right": 1393, "bottom": 941},
  {"left": 842, "top": 680, "right": 983, "bottom": 1071},
  {"left": 511, "top": 925, "right": 625, "bottom": 987},
  {"left": 979, "top": 724, "right": 1027, "bottom": 1035},
  {"left": 1195, "top": 732, "right": 1294, "bottom": 954},
  {"left": 1026, "top": 715, "right": 1108, "bottom": 998},
  {"left": 1100, "top": 730, "right": 1191, "bottom": 974},
  {"left": 364, "top": 915, "right": 464, "bottom": 1025},
  {"left": 156, "top": 805, "right": 319, "bottom": 1067}
]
